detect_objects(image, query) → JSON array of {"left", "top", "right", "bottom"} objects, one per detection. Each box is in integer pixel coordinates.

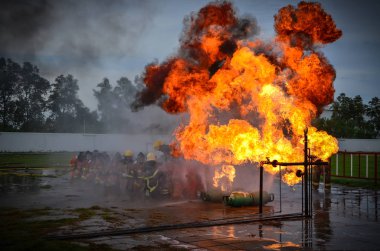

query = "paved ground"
[{"left": 0, "top": 167, "right": 379, "bottom": 250}]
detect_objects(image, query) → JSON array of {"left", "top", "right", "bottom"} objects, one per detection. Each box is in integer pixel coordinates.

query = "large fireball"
[{"left": 134, "top": 1, "right": 341, "bottom": 185}]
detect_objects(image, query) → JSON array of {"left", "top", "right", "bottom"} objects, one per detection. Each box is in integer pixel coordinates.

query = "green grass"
[
  {"left": 72, "top": 207, "right": 98, "bottom": 220},
  {"left": 0, "top": 152, "right": 75, "bottom": 168},
  {"left": 331, "top": 177, "right": 380, "bottom": 189},
  {"left": 0, "top": 152, "right": 379, "bottom": 191},
  {"left": 330, "top": 153, "right": 380, "bottom": 179}
]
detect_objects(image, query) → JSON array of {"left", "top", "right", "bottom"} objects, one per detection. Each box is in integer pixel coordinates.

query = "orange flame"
[
  {"left": 213, "top": 165, "right": 236, "bottom": 192},
  {"left": 136, "top": 1, "right": 341, "bottom": 186}
]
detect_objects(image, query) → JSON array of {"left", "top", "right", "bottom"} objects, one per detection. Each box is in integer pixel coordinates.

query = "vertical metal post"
[
  {"left": 375, "top": 191, "right": 378, "bottom": 221},
  {"left": 301, "top": 175, "right": 304, "bottom": 213},
  {"left": 366, "top": 155, "right": 369, "bottom": 178},
  {"left": 375, "top": 154, "right": 378, "bottom": 184},
  {"left": 259, "top": 164, "right": 263, "bottom": 214},
  {"left": 358, "top": 154, "right": 361, "bottom": 178},
  {"left": 325, "top": 158, "right": 329, "bottom": 186},
  {"left": 305, "top": 219, "right": 310, "bottom": 248},
  {"left": 304, "top": 128, "right": 309, "bottom": 217},
  {"left": 350, "top": 154, "right": 353, "bottom": 177},
  {"left": 336, "top": 153, "right": 339, "bottom": 175},
  {"left": 308, "top": 148, "right": 312, "bottom": 216},
  {"left": 279, "top": 165, "right": 282, "bottom": 213}
]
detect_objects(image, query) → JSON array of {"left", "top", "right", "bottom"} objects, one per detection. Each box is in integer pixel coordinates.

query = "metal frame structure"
[{"left": 259, "top": 128, "right": 329, "bottom": 217}]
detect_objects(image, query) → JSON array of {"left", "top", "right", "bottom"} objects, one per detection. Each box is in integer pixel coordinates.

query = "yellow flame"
[{"left": 213, "top": 165, "right": 236, "bottom": 191}]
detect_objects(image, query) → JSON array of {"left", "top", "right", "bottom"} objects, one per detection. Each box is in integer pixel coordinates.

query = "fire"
[
  {"left": 134, "top": 1, "right": 341, "bottom": 186},
  {"left": 213, "top": 165, "right": 236, "bottom": 192}
]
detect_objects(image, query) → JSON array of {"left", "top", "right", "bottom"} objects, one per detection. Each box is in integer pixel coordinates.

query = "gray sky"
[{"left": 1, "top": 0, "right": 379, "bottom": 109}]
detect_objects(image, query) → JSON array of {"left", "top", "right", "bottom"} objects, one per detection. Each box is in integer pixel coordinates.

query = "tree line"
[
  {"left": 0, "top": 58, "right": 140, "bottom": 133},
  {"left": 1, "top": 58, "right": 379, "bottom": 138},
  {"left": 313, "top": 93, "right": 380, "bottom": 138}
]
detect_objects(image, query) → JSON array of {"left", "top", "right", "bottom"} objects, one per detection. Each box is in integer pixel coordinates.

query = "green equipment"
[{"left": 223, "top": 191, "right": 274, "bottom": 207}]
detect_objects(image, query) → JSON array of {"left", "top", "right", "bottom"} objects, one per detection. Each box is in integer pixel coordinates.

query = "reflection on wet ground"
[{"left": 0, "top": 167, "right": 379, "bottom": 250}]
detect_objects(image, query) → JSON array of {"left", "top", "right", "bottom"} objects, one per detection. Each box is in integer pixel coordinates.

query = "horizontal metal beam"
[{"left": 261, "top": 160, "right": 328, "bottom": 167}]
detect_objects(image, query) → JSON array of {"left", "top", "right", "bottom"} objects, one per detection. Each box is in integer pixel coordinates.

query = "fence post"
[
  {"left": 336, "top": 153, "right": 339, "bottom": 175},
  {"left": 375, "top": 153, "right": 378, "bottom": 184},
  {"left": 358, "top": 154, "right": 361, "bottom": 178},
  {"left": 350, "top": 154, "right": 353, "bottom": 177},
  {"left": 343, "top": 151, "right": 346, "bottom": 177},
  {"left": 366, "top": 155, "right": 369, "bottom": 178}
]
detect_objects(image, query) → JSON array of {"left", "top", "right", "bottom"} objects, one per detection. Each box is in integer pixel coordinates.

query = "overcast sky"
[{"left": 1, "top": 0, "right": 379, "bottom": 109}]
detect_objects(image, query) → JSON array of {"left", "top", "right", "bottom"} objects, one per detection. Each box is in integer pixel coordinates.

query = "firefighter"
[
  {"left": 144, "top": 152, "right": 171, "bottom": 199},
  {"left": 142, "top": 152, "right": 160, "bottom": 198},
  {"left": 110, "top": 152, "right": 122, "bottom": 194},
  {"left": 136, "top": 152, "right": 146, "bottom": 165},
  {"left": 123, "top": 150, "right": 134, "bottom": 165},
  {"left": 125, "top": 152, "right": 145, "bottom": 199},
  {"left": 153, "top": 140, "right": 172, "bottom": 162},
  {"left": 120, "top": 150, "right": 134, "bottom": 195},
  {"left": 104, "top": 152, "right": 120, "bottom": 195},
  {"left": 121, "top": 150, "right": 134, "bottom": 177}
]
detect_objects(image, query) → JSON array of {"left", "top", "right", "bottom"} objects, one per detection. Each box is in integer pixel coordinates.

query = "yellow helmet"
[
  {"left": 147, "top": 152, "right": 156, "bottom": 161},
  {"left": 153, "top": 140, "right": 163, "bottom": 150},
  {"left": 124, "top": 150, "right": 133, "bottom": 157}
]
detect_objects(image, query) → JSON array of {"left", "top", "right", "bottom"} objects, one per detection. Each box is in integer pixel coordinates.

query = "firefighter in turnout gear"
[
  {"left": 121, "top": 150, "right": 134, "bottom": 180},
  {"left": 120, "top": 150, "right": 135, "bottom": 195},
  {"left": 144, "top": 152, "right": 171, "bottom": 198},
  {"left": 123, "top": 150, "right": 134, "bottom": 165},
  {"left": 142, "top": 152, "right": 160, "bottom": 197},
  {"left": 153, "top": 140, "right": 172, "bottom": 162},
  {"left": 125, "top": 152, "right": 145, "bottom": 198}
]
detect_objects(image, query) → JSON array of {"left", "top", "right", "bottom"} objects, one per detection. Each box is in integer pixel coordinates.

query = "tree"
[
  {"left": 114, "top": 77, "right": 137, "bottom": 108},
  {"left": 0, "top": 58, "right": 20, "bottom": 130},
  {"left": 93, "top": 78, "right": 114, "bottom": 132},
  {"left": 94, "top": 77, "right": 138, "bottom": 133},
  {"left": 367, "top": 97, "right": 380, "bottom": 137},
  {"left": 13, "top": 62, "right": 50, "bottom": 131},
  {"left": 46, "top": 74, "right": 99, "bottom": 133},
  {"left": 75, "top": 105, "right": 100, "bottom": 133},
  {"left": 313, "top": 93, "right": 377, "bottom": 138},
  {"left": 112, "top": 77, "right": 137, "bottom": 132}
]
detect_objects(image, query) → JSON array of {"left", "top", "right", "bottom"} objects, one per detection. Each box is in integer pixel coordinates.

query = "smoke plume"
[{"left": 132, "top": 1, "right": 259, "bottom": 111}]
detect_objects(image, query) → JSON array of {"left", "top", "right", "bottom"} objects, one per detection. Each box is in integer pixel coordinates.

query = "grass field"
[
  {"left": 0, "top": 152, "right": 75, "bottom": 168},
  {"left": 0, "top": 152, "right": 379, "bottom": 189},
  {"left": 330, "top": 153, "right": 380, "bottom": 179},
  {"left": 330, "top": 176, "right": 380, "bottom": 189}
]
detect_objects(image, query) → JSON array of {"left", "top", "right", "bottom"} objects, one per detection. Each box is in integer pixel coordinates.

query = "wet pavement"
[{"left": 0, "top": 167, "right": 380, "bottom": 250}]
